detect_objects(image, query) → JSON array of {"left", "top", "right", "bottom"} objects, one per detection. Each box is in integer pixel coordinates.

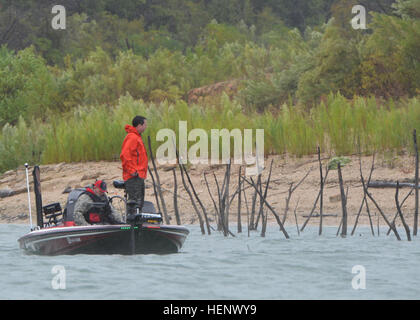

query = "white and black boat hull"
[{"left": 18, "top": 224, "right": 189, "bottom": 255}]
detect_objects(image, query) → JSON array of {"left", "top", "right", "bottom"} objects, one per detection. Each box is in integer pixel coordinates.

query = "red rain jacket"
[{"left": 120, "top": 125, "right": 148, "bottom": 181}]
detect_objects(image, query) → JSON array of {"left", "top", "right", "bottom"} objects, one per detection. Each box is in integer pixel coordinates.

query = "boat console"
[{"left": 42, "top": 202, "right": 63, "bottom": 227}]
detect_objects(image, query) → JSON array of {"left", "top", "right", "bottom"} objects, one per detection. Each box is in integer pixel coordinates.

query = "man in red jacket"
[{"left": 120, "top": 115, "right": 148, "bottom": 215}]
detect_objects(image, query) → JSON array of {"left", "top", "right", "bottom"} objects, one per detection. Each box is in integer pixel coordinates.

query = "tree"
[
  {"left": 296, "top": 19, "right": 362, "bottom": 105},
  {"left": 359, "top": 8, "right": 420, "bottom": 98},
  {"left": 0, "top": 46, "right": 58, "bottom": 125}
]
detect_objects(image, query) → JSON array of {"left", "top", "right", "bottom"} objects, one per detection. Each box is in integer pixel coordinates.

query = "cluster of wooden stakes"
[{"left": 146, "top": 130, "right": 420, "bottom": 242}]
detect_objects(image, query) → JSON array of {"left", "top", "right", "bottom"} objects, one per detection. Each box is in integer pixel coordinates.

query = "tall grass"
[
  {"left": 1, "top": 93, "right": 419, "bottom": 173},
  {"left": 0, "top": 116, "right": 45, "bottom": 173}
]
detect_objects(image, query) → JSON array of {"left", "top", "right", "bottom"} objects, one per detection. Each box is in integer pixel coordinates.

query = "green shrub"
[{"left": 0, "top": 46, "right": 58, "bottom": 126}]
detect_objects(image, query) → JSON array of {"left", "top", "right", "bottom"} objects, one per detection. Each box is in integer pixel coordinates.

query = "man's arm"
[
  {"left": 120, "top": 134, "right": 139, "bottom": 176},
  {"left": 73, "top": 194, "right": 92, "bottom": 226}
]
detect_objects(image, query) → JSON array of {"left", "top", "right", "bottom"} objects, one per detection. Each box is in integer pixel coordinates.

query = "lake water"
[{"left": 1, "top": 223, "right": 420, "bottom": 300}]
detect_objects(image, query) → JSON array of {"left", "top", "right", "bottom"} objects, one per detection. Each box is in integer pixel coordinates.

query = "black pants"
[{"left": 125, "top": 176, "right": 145, "bottom": 214}]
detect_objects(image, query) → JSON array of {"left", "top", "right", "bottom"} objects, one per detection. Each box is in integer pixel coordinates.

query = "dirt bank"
[{"left": 0, "top": 154, "right": 417, "bottom": 232}]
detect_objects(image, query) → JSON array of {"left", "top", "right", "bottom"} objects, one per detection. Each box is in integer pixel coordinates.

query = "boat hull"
[{"left": 18, "top": 224, "right": 189, "bottom": 255}]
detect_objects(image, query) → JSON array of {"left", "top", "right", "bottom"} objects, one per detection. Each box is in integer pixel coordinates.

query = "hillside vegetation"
[{"left": 0, "top": 0, "right": 419, "bottom": 173}]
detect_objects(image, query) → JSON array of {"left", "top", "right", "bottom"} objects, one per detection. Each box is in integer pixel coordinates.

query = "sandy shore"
[{"left": 0, "top": 153, "right": 418, "bottom": 231}]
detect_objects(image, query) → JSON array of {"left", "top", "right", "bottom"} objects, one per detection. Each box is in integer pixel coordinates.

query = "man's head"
[
  {"left": 93, "top": 180, "right": 107, "bottom": 196},
  {"left": 132, "top": 115, "right": 147, "bottom": 134}
]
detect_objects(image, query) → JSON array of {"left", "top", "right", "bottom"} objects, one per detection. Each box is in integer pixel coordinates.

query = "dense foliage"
[{"left": 0, "top": 0, "right": 419, "bottom": 172}]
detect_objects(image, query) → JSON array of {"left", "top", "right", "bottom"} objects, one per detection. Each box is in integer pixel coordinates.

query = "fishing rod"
[{"left": 24, "top": 163, "right": 33, "bottom": 231}]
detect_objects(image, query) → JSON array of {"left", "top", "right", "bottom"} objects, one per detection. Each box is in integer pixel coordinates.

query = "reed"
[
  {"left": 0, "top": 117, "right": 45, "bottom": 173},
  {"left": 1, "top": 94, "right": 420, "bottom": 174}
]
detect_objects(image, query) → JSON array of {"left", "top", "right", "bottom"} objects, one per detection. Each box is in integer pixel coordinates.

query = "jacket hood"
[
  {"left": 125, "top": 124, "right": 140, "bottom": 135},
  {"left": 85, "top": 187, "right": 95, "bottom": 195}
]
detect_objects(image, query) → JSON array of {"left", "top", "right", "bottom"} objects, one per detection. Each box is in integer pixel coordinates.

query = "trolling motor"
[
  {"left": 126, "top": 200, "right": 162, "bottom": 225},
  {"left": 125, "top": 200, "right": 163, "bottom": 255},
  {"left": 112, "top": 179, "right": 163, "bottom": 254},
  {"left": 126, "top": 200, "right": 140, "bottom": 255}
]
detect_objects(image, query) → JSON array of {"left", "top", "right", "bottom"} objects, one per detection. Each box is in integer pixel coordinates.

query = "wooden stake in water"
[
  {"left": 222, "top": 161, "right": 231, "bottom": 233},
  {"left": 147, "top": 136, "right": 169, "bottom": 224},
  {"left": 182, "top": 162, "right": 211, "bottom": 235},
  {"left": 179, "top": 159, "right": 205, "bottom": 234},
  {"left": 283, "top": 169, "right": 311, "bottom": 225},
  {"left": 361, "top": 175, "right": 401, "bottom": 240},
  {"left": 338, "top": 162, "right": 347, "bottom": 237},
  {"left": 387, "top": 186, "right": 414, "bottom": 236},
  {"left": 249, "top": 174, "right": 261, "bottom": 230},
  {"left": 237, "top": 166, "right": 242, "bottom": 233},
  {"left": 336, "top": 186, "right": 349, "bottom": 237},
  {"left": 256, "top": 160, "right": 274, "bottom": 229},
  {"left": 318, "top": 147, "right": 324, "bottom": 236},
  {"left": 352, "top": 155, "right": 375, "bottom": 236},
  {"left": 260, "top": 160, "right": 274, "bottom": 237},
  {"left": 148, "top": 166, "right": 162, "bottom": 214},
  {"left": 213, "top": 172, "right": 224, "bottom": 232},
  {"left": 172, "top": 168, "right": 181, "bottom": 225},
  {"left": 294, "top": 198, "right": 301, "bottom": 236},
  {"left": 300, "top": 168, "right": 329, "bottom": 232},
  {"left": 395, "top": 181, "right": 411, "bottom": 241},
  {"left": 255, "top": 176, "right": 264, "bottom": 229},
  {"left": 204, "top": 172, "right": 219, "bottom": 227},
  {"left": 242, "top": 176, "right": 290, "bottom": 239},
  {"left": 241, "top": 177, "right": 251, "bottom": 237}
]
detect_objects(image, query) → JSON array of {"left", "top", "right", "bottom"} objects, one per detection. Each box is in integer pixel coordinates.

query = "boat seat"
[
  {"left": 126, "top": 200, "right": 156, "bottom": 214},
  {"left": 142, "top": 201, "right": 156, "bottom": 213},
  {"left": 113, "top": 180, "right": 125, "bottom": 189}
]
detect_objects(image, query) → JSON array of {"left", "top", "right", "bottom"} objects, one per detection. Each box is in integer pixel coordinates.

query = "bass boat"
[{"left": 18, "top": 165, "right": 189, "bottom": 255}]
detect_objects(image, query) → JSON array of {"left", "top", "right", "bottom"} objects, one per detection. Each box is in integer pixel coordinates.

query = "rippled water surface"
[{"left": 1, "top": 224, "right": 420, "bottom": 299}]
